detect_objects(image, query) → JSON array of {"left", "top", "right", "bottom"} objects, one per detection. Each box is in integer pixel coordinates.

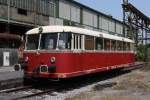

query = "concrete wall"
[
  {"left": 0, "top": 5, "right": 49, "bottom": 25},
  {"left": 10, "top": 7, "right": 35, "bottom": 24},
  {"left": 36, "top": 14, "right": 49, "bottom": 25},
  {"left": 0, "top": 5, "right": 8, "bottom": 18},
  {"left": 0, "top": 49, "right": 18, "bottom": 67}
]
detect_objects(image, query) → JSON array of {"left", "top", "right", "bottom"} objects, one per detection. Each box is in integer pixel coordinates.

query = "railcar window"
[
  {"left": 95, "top": 38, "right": 103, "bottom": 50},
  {"left": 79, "top": 35, "right": 82, "bottom": 49},
  {"left": 26, "top": 34, "right": 39, "bottom": 50},
  {"left": 40, "top": 33, "right": 57, "bottom": 50},
  {"left": 131, "top": 43, "right": 134, "bottom": 51},
  {"left": 116, "top": 41, "right": 123, "bottom": 51},
  {"left": 104, "top": 39, "right": 110, "bottom": 51},
  {"left": 126, "top": 42, "right": 130, "bottom": 51},
  {"left": 76, "top": 35, "right": 79, "bottom": 49},
  {"left": 111, "top": 40, "right": 116, "bottom": 51},
  {"left": 73, "top": 35, "right": 76, "bottom": 49},
  {"left": 73, "top": 34, "right": 82, "bottom": 50},
  {"left": 58, "top": 33, "right": 71, "bottom": 50},
  {"left": 123, "top": 42, "right": 127, "bottom": 51},
  {"left": 85, "top": 35, "right": 94, "bottom": 50}
]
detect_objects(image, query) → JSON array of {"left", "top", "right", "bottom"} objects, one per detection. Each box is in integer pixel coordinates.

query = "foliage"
[{"left": 136, "top": 44, "right": 147, "bottom": 61}]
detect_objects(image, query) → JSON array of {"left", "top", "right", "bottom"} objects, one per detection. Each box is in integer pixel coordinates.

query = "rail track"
[
  {"left": 11, "top": 88, "right": 56, "bottom": 100},
  {"left": 0, "top": 85, "right": 33, "bottom": 93},
  {"left": 123, "top": 62, "right": 145, "bottom": 71},
  {"left": 0, "top": 62, "right": 145, "bottom": 100},
  {"left": 0, "top": 85, "right": 57, "bottom": 100}
]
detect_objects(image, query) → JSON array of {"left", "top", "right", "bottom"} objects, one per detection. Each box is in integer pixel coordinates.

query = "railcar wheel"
[
  {"left": 116, "top": 67, "right": 124, "bottom": 71},
  {"left": 23, "top": 77, "right": 35, "bottom": 85}
]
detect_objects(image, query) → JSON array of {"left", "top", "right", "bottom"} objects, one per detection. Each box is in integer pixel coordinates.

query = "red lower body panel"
[{"left": 24, "top": 52, "right": 135, "bottom": 79}]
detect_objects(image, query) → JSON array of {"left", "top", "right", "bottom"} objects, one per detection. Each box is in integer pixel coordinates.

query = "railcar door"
[{"left": 3, "top": 52, "right": 10, "bottom": 66}]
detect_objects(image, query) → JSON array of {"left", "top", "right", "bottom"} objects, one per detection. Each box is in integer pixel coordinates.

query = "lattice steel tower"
[{"left": 122, "top": 0, "right": 150, "bottom": 46}]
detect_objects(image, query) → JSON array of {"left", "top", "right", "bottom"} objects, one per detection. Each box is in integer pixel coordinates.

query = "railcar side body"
[{"left": 14, "top": 26, "right": 135, "bottom": 79}]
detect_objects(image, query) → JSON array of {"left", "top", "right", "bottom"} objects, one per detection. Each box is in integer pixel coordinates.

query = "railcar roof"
[{"left": 26, "top": 26, "right": 134, "bottom": 43}]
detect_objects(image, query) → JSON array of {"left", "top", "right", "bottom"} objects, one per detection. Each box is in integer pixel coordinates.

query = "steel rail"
[
  {"left": 0, "top": 85, "right": 33, "bottom": 93},
  {"left": 12, "top": 89, "right": 55, "bottom": 100},
  {"left": 123, "top": 62, "right": 145, "bottom": 71}
]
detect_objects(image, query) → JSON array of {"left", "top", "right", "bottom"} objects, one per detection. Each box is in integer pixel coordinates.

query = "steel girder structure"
[{"left": 122, "top": 0, "right": 150, "bottom": 45}]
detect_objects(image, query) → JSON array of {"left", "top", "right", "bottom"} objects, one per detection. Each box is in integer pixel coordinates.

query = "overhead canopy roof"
[{"left": 0, "top": 33, "right": 22, "bottom": 41}]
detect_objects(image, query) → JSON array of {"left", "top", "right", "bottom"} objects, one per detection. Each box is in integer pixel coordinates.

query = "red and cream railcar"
[{"left": 14, "top": 26, "right": 135, "bottom": 79}]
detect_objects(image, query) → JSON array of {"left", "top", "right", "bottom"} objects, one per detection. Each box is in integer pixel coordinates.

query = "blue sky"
[{"left": 76, "top": 0, "right": 150, "bottom": 21}]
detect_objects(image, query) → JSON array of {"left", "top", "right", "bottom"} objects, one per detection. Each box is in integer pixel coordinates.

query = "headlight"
[
  {"left": 50, "top": 57, "right": 56, "bottom": 63},
  {"left": 40, "top": 65, "right": 48, "bottom": 73}
]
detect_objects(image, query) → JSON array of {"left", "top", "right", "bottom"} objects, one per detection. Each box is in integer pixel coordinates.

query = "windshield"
[
  {"left": 26, "top": 32, "right": 72, "bottom": 50},
  {"left": 26, "top": 34, "right": 39, "bottom": 50},
  {"left": 40, "top": 33, "right": 58, "bottom": 50}
]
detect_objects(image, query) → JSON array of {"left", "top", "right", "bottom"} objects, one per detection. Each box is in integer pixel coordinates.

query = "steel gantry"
[{"left": 122, "top": 0, "right": 150, "bottom": 46}]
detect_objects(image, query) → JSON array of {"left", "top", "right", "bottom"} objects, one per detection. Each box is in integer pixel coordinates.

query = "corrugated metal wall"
[
  {"left": 59, "top": 0, "right": 80, "bottom": 23},
  {"left": 58, "top": 0, "right": 125, "bottom": 36},
  {"left": 83, "top": 9, "right": 97, "bottom": 27},
  {"left": 59, "top": 0, "right": 70, "bottom": 20},
  {"left": 116, "top": 23, "right": 123, "bottom": 35},
  {"left": 49, "top": 17, "right": 63, "bottom": 25},
  {"left": 0, "top": 0, "right": 55, "bottom": 16},
  {"left": 109, "top": 20, "right": 115, "bottom": 33},
  {"left": 101, "top": 17, "right": 109, "bottom": 32},
  {"left": 0, "top": 0, "right": 126, "bottom": 35},
  {"left": 70, "top": 5, "right": 80, "bottom": 23}
]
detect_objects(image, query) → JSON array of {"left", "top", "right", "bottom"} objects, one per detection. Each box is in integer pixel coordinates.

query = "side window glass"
[
  {"left": 27, "top": 34, "right": 39, "bottom": 50},
  {"left": 116, "top": 41, "right": 122, "bottom": 51},
  {"left": 127, "top": 42, "right": 130, "bottom": 51},
  {"left": 104, "top": 39, "right": 110, "bottom": 51},
  {"left": 85, "top": 35, "right": 94, "bottom": 50},
  {"left": 131, "top": 43, "right": 134, "bottom": 51},
  {"left": 95, "top": 38, "right": 103, "bottom": 50},
  {"left": 40, "top": 33, "right": 58, "bottom": 50},
  {"left": 58, "top": 33, "right": 71, "bottom": 50},
  {"left": 123, "top": 42, "right": 126, "bottom": 51},
  {"left": 111, "top": 40, "right": 116, "bottom": 51}
]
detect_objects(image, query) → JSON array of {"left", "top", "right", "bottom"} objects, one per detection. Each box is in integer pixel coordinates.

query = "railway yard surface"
[
  {"left": 65, "top": 64, "right": 150, "bottom": 100},
  {"left": 0, "top": 63, "right": 150, "bottom": 100}
]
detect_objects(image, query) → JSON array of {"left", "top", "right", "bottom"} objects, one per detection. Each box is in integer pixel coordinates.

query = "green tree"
[{"left": 136, "top": 44, "right": 147, "bottom": 61}]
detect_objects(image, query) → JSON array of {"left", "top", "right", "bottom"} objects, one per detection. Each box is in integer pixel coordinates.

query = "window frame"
[{"left": 72, "top": 33, "right": 83, "bottom": 50}]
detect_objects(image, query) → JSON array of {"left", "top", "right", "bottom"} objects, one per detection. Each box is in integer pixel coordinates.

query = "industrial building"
[
  {"left": 0, "top": 0, "right": 128, "bottom": 67},
  {"left": 0, "top": 0, "right": 127, "bottom": 36}
]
